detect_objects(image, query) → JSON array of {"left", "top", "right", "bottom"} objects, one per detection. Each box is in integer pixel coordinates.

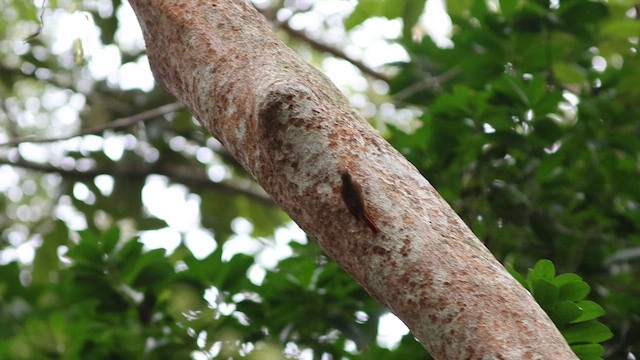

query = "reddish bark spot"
[
  {"left": 400, "top": 238, "right": 411, "bottom": 257},
  {"left": 371, "top": 245, "right": 389, "bottom": 256}
]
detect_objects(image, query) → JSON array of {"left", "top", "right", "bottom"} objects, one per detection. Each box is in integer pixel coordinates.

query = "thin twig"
[
  {"left": 0, "top": 102, "right": 184, "bottom": 146},
  {"left": 392, "top": 66, "right": 460, "bottom": 102},
  {"left": 277, "top": 21, "right": 391, "bottom": 83},
  {"left": 256, "top": 6, "right": 390, "bottom": 83},
  {"left": 25, "top": 0, "right": 48, "bottom": 42}
]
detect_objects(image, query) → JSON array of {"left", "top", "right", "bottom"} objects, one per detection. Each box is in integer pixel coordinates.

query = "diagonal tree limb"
[{"left": 126, "top": 1, "right": 577, "bottom": 358}]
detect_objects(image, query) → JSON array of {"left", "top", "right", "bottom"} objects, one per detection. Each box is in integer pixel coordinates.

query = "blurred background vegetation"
[{"left": 0, "top": 0, "right": 638, "bottom": 359}]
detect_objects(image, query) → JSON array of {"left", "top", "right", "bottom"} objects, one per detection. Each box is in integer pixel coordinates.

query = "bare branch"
[
  {"left": 0, "top": 102, "right": 184, "bottom": 147},
  {"left": 0, "top": 156, "right": 274, "bottom": 207},
  {"left": 24, "top": 0, "right": 47, "bottom": 42},
  {"left": 393, "top": 67, "right": 461, "bottom": 102},
  {"left": 257, "top": 7, "right": 390, "bottom": 83},
  {"left": 277, "top": 21, "right": 391, "bottom": 83}
]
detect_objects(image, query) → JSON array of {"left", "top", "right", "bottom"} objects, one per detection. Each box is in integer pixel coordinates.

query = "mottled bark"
[{"left": 127, "top": 0, "right": 577, "bottom": 359}]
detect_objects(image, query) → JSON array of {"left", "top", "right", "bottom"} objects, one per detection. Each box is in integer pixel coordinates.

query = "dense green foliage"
[
  {"left": 510, "top": 260, "right": 612, "bottom": 359},
  {"left": 0, "top": 0, "right": 637, "bottom": 359}
]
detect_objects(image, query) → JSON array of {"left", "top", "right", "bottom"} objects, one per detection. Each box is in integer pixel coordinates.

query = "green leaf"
[
  {"left": 344, "top": 0, "right": 391, "bottom": 30},
  {"left": 271, "top": 255, "right": 318, "bottom": 290},
  {"left": 101, "top": 226, "right": 120, "bottom": 254},
  {"left": 553, "top": 273, "right": 583, "bottom": 286},
  {"left": 553, "top": 62, "right": 586, "bottom": 85},
  {"left": 0, "top": 262, "right": 23, "bottom": 299},
  {"left": 470, "top": 0, "right": 490, "bottom": 18},
  {"left": 380, "top": 0, "right": 404, "bottom": 19},
  {"left": 219, "top": 253, "right": 254, "bottom": 290},
  {"left": 559, "top": 1, "right": 609, "bottom": 25},
  {"left": 345, "top": 0, "right": 418, "bottom": 31},
  {"left": 402, "top": 0, "right": 428, "bottom": 36},
  {"left": 532, "top": 279, "right": 559, "bottom": 310},
  {"left": 32, "top": 221, "right": 68, "bottom": 284},
  {"left": 507, "top": 267, "right": 529, "bottom": 290},
  {"left": 557, "top": 1, "right": 609, "bottom": 37},
  {"left": 530, "top": 259, "right": 556, "bottom": 281},
  {"left": 550, "top": 300, "right": 583, "bottom": 327},
  {"left": 67, "top": 231, "right": 104, "bottom": 267},
  {"left": 14, "top": 0, "right": 38, "bottom": 22},
  {"left": 499, "top": 0, "right": 519, "bottom": 18},
  {"left": 535, "top": 154, "right": 563, "bottom": 183},
  {"left": 199, "top": 190, "right": 236, "bottom": 241},
  {"left": 447, "top": 0, "right": 475, "bottom": 17},
  {"left": 602, "top": 20, "right": 640, "bottom": 39},
  {"left": 344, "top": 5, "right": 370, "bottom": 30},
  {"left": 235, "top": 196, "right": 287, "bottom": 238},
  {"left": 524, "top": 74, "right": 548, "bottom": 106},
  {"left": 572, "top": 301, "right": 605, "bottom": 323},
  {"left": 124, "top": 249, "right": 173, "bottom": 289},
  {"left": 181, "top": 246, "right": 253, "bottom": 291},
  {"left": 182, "top": 246, "right": 223, "bottom": 282},
  {"left": 562, "top": 322, "right": 613, "bottom": 344},
  {"left": 117, "top": 237, "right": 144, "bottom": 264},
  {"left": 512, "top": 6, "right": 545, "bottom": 33},
  {"left": 558, "top": 281, "right": 590, "bottom": 302},
  {"left": 570, "top": 343, "right": 605, "bottom": 360}
]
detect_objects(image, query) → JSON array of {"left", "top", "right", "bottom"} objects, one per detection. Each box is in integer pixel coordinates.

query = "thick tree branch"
[
  {"left": 0, "top": 157, "right": 273, "bottom": 207},
  {"left": 126, "top": 1, "right": 577, "bottom": 358}
]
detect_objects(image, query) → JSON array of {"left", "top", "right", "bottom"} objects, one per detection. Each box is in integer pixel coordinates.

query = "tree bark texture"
[{"left": 127, "top": 1, "right": 578, "bottom": 359}]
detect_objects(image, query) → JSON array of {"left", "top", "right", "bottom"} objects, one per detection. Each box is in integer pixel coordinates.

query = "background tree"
[{"left": 0, "top": 0, "right": 636, "bottom": 359}]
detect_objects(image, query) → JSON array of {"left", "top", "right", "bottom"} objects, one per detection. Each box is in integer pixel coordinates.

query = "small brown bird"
[{"left": 339, "top": 169, "right": 380, "bottom": 233}]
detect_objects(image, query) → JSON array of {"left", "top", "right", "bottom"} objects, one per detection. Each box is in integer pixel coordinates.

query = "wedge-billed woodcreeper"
[{"left": 339, "top": 169, "right": 380, "bottom": 233}]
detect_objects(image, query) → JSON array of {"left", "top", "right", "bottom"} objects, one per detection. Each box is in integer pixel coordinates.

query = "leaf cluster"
[
  {"left": 511, "top": 260, "right": 613, "bottom": 359},
  {"left": 0, "top": 224, "right": 429, "bottom": 359}
]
